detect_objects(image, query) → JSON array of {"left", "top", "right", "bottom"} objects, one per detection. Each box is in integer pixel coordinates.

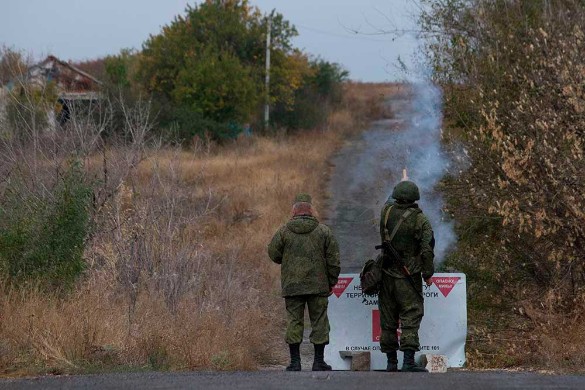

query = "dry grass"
[
  {"left": 0, "top": 82, "right": 398, "bottom": 376},
  {"left": 538, "top": 319, "right": 585, "bottom": 372},
  {"left": 465, "top": 304, "right": 585, "bottom": 373}
]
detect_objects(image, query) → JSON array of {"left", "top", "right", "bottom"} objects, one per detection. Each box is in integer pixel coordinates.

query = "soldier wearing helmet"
[{"left": 378, "top": 180, "right": 435, "bottom": 372}]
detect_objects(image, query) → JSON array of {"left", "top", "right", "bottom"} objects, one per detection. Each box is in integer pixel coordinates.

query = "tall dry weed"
[{"left": 0, "top": 82, "right": 394, "bottom": 375}]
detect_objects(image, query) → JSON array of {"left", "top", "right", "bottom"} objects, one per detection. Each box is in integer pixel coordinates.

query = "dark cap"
[{"left": 294, "top": 193, "right": 312, "bottom": 204}]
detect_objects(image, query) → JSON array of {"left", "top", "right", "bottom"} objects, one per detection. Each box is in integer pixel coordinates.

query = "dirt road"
[{"left": 325, "top": 93, "right": 411, "bottom": 272}]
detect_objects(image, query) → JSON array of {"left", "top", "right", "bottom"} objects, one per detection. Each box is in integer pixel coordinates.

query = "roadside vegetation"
[
  {"left": 420, "top": 0, "right": 585, "bottom": 371},
  {"left": 0, "top": 0, "right": 396, "bottom": 373},
  {"left": 8, "top": 0, "right": 583, "bottom": 377},
  {"left": 74, "top": 0, "right": 347, "bottom": 142}
]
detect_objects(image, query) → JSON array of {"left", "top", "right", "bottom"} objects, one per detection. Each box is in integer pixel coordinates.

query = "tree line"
[
  {"left": 1, "top": 0, "right": 348, "bottom": 143},
  {"left": 81, "top": 0, "right": 348, "bottom": 141}
]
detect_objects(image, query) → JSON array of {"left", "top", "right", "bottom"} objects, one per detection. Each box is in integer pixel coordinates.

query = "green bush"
[
  {"left": 0, "top": 161, "right": 93, "bottom": 289},
  {"left": 160, "top": 105, "right": 243, "bottom": 143},
  {"left": 272, "top": 59, "right": 348, "bottom": 130}
]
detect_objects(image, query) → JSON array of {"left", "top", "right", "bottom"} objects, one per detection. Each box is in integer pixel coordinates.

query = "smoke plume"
[{"left": 389, "top": 81, "right": 455, "bottom": 264}]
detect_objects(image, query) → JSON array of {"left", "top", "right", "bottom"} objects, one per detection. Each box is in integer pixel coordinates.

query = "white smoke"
[
  {"left": 386, "top": 81, "right": 456, "bottom": 264},
  {"left": 325, "top": 75, "right": 457, "bottom": 269}
]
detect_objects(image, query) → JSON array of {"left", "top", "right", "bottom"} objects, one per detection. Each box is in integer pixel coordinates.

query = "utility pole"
[{"left": 264, "top": 12, "right": 272, "bottom": 129}]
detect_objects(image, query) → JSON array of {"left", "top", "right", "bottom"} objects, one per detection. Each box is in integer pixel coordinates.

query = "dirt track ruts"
[{"left": 325, "top": 93, "right": 411, "bottom": 272}]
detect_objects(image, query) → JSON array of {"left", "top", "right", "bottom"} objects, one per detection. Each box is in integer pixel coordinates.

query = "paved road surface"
[{"left": 2, "top": 370, "right": 585, "bottom": 389}]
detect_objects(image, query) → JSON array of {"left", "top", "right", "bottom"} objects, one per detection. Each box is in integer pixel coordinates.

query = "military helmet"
[{"left": 392, "top": 181, "right": 420, "bottom": 202}]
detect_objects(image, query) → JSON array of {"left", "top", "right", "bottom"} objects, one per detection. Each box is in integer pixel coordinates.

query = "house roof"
[
  {"left": 26, "top": 55, "right": 102, "bottom": 97},
  {"left": 38, "top": 55, "right": 102, "bottom": 86}
]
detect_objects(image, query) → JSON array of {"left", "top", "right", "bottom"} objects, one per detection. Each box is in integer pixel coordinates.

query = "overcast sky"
[{"left": 1, "top": 0, "right": 421, "bottom": 81}]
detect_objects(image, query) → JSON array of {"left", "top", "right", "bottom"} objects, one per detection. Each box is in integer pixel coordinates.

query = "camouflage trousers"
[
  {"left": 285, "top": 295, "right": 330, "bottom": 345},
  {"left": 378, "top": 271, "right": 424, "bottom": 352}
]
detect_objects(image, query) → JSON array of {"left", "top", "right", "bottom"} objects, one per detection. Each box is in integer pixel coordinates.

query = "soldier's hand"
[{"left": 424, "top": 278, "right": 433, "bottom": 287}]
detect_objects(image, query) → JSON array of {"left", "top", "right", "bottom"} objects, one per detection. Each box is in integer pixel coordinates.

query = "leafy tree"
[
  {"left": 272, "top": 58, "right": 348, "bottom": 130},
  {"left": 310, "top": 59, "right": 348, "bottom": 101},
  {"left": 420, "top": 0, "right": 585, "bottom": 310},
  {"left": 138, "top": 0, "right": 307, "bottom": 139},
  {"left": 172, "top": 47, "right": 258, "bottom": 123},
  {"left": 104, "top": 48, "right": 140, "bottom": 88}
]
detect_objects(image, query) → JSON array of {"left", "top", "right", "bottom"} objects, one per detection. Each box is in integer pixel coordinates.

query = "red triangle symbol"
[
  {"left": 431, "top": 276, "right": 461, "bottom": 297},
  {"left": 332, "top": 277, "right": 353, "bottom": 298}
]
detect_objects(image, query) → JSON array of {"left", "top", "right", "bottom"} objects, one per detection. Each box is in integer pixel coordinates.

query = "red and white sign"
[
  {"left": 326, "top": 273, "right": 467, "bottom": 370},
  {"left": 332, "top": 277, "right": 353, "bottom": 298},
  {"left": 432, "top": 276, "right": 461, "bottom": 297},
  {"left": 372, "top": 311, "right": 401, "bottom": 343},
  {"left": 372, "top": 310, "right": 381, "bottom": 342}
]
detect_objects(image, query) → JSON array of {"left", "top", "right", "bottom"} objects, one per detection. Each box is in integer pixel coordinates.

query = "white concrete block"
[{"left": 420, "top": 354, "right": 448, "bottom": 373}]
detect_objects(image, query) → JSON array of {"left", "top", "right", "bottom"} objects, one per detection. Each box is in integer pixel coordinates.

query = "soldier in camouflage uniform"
[
  {"left": 268, "top": 193, "right": 341, "bottom": 371},
  {"left": 378, "top": 181, "right": 434, "bottom": 372}
]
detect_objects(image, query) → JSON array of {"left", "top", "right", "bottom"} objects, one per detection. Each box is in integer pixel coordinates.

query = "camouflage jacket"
[
  {"left": 379, "top": 201, "right": 435, "bottom": 280},
  {"left": 268, "top": 216, "right": 340, "bottom": 297}
]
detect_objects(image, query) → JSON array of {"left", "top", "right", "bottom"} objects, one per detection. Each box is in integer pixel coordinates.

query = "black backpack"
[
  {"left": 360, "top": 255, "right": 383, "bottom": 296},
  {"left": 360, "top": 206, "right": 414, "bottom": 295}
]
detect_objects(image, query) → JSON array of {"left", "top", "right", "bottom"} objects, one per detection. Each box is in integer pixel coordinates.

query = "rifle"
[{"left": 375, "top": 241, "right": 424, "bottom": 300}]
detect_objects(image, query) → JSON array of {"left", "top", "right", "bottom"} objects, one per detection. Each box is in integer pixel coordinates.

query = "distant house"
[
  {"left": 2, "top": 55, "right": 102, "bottom": 127},
  {"left": 28, "top": 55, "right": 103, "bottom": 125},
  {"left": 27, "top": 55, "right": 101, "bottom": 99}
]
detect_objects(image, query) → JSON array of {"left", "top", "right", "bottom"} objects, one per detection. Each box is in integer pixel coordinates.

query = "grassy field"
[{"left": 0, "top": 83, "right": 398, "bottom": 376}]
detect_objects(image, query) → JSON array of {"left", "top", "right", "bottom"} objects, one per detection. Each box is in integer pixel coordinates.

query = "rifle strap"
[{"left": 383, "top": 207, "right": 414, "bottom": 243}]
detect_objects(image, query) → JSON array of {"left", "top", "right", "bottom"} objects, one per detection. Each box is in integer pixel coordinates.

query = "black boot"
[
  {"left": 386, "top": 351, "right": 398, "bottom": 372},
  {"left": 286, "top": 343, "right": 301, "bottom": 371},
  {"left": 401, "top": 349, "right": 428, "bottom": 372},
  {"left": 312, "top": 343, "right": 332, "bottom": 371}
]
